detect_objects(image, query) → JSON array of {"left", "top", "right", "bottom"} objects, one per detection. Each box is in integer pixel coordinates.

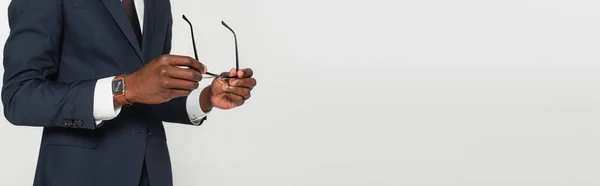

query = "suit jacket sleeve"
[
  {"left": 2, "top": 0, "right": 97, "bottom": 130},
  {"left": 157, "top": 8, "right": 207, "bottom": 125}
]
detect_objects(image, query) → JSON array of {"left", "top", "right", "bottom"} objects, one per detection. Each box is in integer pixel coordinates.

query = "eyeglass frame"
[{"left": 182, "top": 14, "right": 239, "bottom": 79}]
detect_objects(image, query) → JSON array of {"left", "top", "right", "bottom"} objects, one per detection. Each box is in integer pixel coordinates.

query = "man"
[{"left": 1, "top": 0, "right": 257, "bottom": 185}]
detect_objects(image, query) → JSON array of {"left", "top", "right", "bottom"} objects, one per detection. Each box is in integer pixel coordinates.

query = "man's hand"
[
  {"left": 123, "top": 54, "right": 207, "bottom": 105},
  {"left": 199, "top": 68, "right": 257, "bottom": 112}
]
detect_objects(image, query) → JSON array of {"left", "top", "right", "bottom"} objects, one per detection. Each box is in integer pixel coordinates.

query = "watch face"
[{"left": 112, "top": 79, "right": 124, "bottom": 94}]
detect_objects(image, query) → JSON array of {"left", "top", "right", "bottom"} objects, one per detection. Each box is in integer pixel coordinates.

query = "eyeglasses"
[{"left": 182, "top": 14, "right": 239, "bottom": 78}]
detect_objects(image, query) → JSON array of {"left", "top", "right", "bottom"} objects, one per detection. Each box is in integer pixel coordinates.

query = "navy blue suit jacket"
[{"left": 2, "top": 0, "right": 205, "bottom": 185}]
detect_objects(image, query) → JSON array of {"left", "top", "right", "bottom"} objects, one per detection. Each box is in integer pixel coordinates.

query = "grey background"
[{"left": 2, "top": 0, "right": 600, "bottom": 185}]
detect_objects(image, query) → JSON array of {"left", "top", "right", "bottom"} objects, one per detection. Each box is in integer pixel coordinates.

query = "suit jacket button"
[
  {"left": 74, "top": 120, "right": 83, "bottom": 126},
  {"left": 64, "top": 120, "right": 72, "bottom": 126}
]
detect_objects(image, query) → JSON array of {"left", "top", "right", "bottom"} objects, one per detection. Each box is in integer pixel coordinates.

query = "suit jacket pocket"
[{"left": 41, "top": 127, "right": 98, "bottom": 149}]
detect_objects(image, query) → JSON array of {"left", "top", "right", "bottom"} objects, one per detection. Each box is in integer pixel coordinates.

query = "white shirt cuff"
[
  {"left": 93, "top": 76, "right": 206, "bottom": 126},
  {"left": 186, "top": 88, "right": 208, "bottom": 125},
  {"left": 93, "top": 76, "right": 122, "bottom": 125}
]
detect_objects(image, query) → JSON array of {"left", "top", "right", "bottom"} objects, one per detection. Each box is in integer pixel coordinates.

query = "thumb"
[{"left": 228, "top": 68, "right": 236, "bottom": 77}]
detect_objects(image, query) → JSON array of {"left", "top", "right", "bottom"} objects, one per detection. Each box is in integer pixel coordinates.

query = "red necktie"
[{"left": 123, "top": 0, "right": 142, "bottom": 46}]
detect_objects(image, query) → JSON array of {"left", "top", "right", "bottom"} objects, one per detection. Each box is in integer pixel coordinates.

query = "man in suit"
[{"left": 2, "top": 0, "right": 257, "bottom": 185}]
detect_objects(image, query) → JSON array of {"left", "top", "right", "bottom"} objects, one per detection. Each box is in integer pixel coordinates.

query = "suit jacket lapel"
[
  {"left": 101, "top": 0, "right": 144, "bottom": 64},
  {"left": 141, "top": 0, "right": 155, "bottom": 63}
]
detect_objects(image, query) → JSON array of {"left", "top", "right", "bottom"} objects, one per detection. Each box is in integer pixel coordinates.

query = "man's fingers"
[
  {"left": 228, "top": 78, "right": 256, "bottom": 89},
  {"left": 219, "top": 71, "right": 230, "bottom": 77},
  {"left": 165, "top": 89, "right": 192, "bottom": 99},
  {"left": 166, "top": 55, "right": 207, "bottom": 74},
  {"left": 237, "top": 68, "right": 253, "bottom": 78},
  {"left": 225, "top": 93, "right": 245, "bottom": 106},
  {"left": 222, "top": 86, "right": 251, "bottom": 99},
  {"left": 161, "top": 78, "right": 199, "bottom": 90},
  {"left": 165, "top": 66, "right": 202, "bottom": 82},
  {"left": 217, "top": 69, "right": 237, "bottom": 78},
  {"left": 229, "top": 68, "right": 237, "bottom": 77}
]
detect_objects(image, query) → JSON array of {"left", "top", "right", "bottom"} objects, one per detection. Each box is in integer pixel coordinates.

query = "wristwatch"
[{"left": 112, "top": 74, "right": 133, "bottom": 107}]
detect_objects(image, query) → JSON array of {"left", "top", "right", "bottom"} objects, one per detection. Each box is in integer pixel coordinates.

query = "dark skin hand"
[
  {"left": 112, "top": 54, "right": 255, "bottom": 112},
  {"left": 200, "top": 68, "right": 257, "bottom": 112},
  {"left": 122, "top": 54, "right": 207, "bottom": 105}
]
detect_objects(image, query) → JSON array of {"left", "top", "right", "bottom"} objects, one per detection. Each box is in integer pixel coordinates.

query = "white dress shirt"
[{"left": 93, "top": 0, "right": 207, "bottom": 126}]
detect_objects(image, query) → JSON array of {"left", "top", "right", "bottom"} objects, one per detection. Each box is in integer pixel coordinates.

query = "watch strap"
[{"left": 113, "top": 74, "right": 133, "bottom": 107}]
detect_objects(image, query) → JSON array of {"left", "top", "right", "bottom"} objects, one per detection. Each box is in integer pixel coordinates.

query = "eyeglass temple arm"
[
  {"left": 221, "top": 21, "right": 238, "bottom": 71},
  {"left": 182, "top": 15, "right": 220, "bottom": 78},
  {"left": 182, "top": 15, "right": 200, "bottom": 61}
]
